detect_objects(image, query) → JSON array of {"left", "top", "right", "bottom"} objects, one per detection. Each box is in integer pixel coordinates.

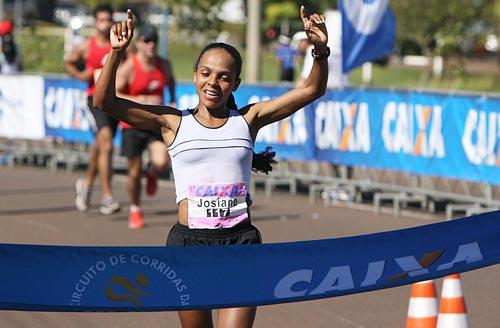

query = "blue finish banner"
[{"left": 0, "top": 211, "right": 499, "bottom": 312}]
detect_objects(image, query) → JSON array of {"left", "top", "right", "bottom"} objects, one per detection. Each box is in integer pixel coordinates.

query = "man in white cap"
[
  {"left": 291, "top": 31, "right": 311, "bottom": 57},
  {"left": 276, "top": 34, "right": 298, "bottom": 82}
]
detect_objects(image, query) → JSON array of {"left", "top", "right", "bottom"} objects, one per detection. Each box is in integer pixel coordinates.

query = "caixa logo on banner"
[
  {"left": 315, "top": 100, "right": 371, "bottom": 153},
  {"left": 462, "top": 109, "right": 500, "bottom": 166},
  {"left": 250, "top": 95, "right": 308, "bottom": 146},
  {"left": 382, "top": 101, "right": 445, "bottom": 158},
  {"left": 274, "top": 241, "right": 482, "bottom": 299},
  {"left": 44, "top": 84, "right": 91, "bottom": 132}
]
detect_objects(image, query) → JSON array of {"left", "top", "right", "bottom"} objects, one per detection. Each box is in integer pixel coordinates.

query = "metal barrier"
[
  {"left": 2, "top": 137, "right": 498, "bottom": 219},
  {"left": 253, "top": 159, "right": 499, "bottom": 219}
]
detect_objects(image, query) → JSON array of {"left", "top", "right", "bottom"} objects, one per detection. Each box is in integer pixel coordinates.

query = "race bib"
[{"left": 187, "top": 182, "right": 249, "bottom": 229}]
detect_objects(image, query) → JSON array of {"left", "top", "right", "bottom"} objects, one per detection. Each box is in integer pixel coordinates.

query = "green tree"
[
  {"left": 260, "top": 0, "right": 336, "bottom": 38},
  {"left": 75, "top": 0, "right": 126, "bottom": 10},
  {"left": 158, "top": 0, "right": 227, "bottom": 41},
  {"left": 261, "top": 0, "right": 335, "bottom": 15},
  {"left": 391, "top": 0, "right": 495, "bottom": 79},
  {"left": 265, "top": 2, "right": 297, "bottom": 36},
  {"left": 483, "top": 0, "right": 500, "bottom": 83}
]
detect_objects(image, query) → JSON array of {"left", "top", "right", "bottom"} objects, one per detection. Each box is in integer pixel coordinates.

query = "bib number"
[{"left": 187, "top": 182, "right": 249, "bottom": 229}]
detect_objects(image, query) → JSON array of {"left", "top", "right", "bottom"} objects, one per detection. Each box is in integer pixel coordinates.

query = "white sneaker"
[
  {"left": 75, "top": 178, "right": 91, "bottom": 212},
  {"left": 99, "top": 197, "right": 121, "bottom": 215}
]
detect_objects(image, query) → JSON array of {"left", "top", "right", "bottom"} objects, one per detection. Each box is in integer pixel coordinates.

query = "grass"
[
  {"left": 14, "top": 23, "right": 500, "bottom": 93},
  {"left": 15, "top": 26, "right": 283, "bottom": 81},
  {"left": 16, "top": 32, "right": 65, "bottom": 74},
  {"left": 167, "top": 41, "right": 281, "bottom": 82},
  {"left": 164, "top": 42, "right": 500, "bottom": 94},
  {"left": 349, "top": 65, "right": 500, "bottom": 93}
]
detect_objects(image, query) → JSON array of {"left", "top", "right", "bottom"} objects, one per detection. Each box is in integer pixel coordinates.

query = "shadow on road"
[{"left": 0, "top": 186, "right": 74, "bottom": 196}]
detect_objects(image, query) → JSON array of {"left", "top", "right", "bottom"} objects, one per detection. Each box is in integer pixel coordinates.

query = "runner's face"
[
  {"left": 95, "top": 11, "right": 113, "bottom": 36},
  {"left": 194, "top": 49, "right": 240, "bottom": 110},
  {"left": 138, "top": 37, "right": 157, "bottom": 59}
]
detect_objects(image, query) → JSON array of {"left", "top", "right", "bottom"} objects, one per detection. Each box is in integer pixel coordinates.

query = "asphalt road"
[{"left": 0, "top": 166, "right": 498, "bottom": 327}]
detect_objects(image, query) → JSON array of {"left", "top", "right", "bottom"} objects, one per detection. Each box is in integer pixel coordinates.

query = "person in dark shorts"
[
  {"left": 64, "top": 4, "right": 120, "bottom": 215},
  {"left": 115, "top": 25, "right": 176, "bottom": 229},
  {"left": 276, "top": 35, "right": 298, "bottom": 82},
  {"left": 94, "top": 7, "right": 328, "bottom": 327}
]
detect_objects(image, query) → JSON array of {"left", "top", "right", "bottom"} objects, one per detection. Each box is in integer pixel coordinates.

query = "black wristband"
[{"left": 311, "top": 46, "right": 330, "bottom": 60}]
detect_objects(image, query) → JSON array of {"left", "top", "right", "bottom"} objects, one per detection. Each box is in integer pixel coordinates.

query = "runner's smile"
[
  {"left": 194, "top": 48, "right": 238, "bottom": 108},
  {"left": 203, "top": 88, "right": 222, "bottom": 101}
]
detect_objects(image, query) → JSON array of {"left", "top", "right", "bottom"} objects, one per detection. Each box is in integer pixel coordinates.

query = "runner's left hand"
[{"left": 300, "top": 6, "right": 328, "bottom": 48}]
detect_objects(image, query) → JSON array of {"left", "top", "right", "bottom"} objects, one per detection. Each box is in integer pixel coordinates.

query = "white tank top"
[{"left": 167, "top": 109, "right": 254, "bottom": 229}]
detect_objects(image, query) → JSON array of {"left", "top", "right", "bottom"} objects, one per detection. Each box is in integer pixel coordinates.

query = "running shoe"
[
  {"left": 145, "top": 164, "right": 158, "bottom": 196},
  {"left": 75, "top": 178, "right": 91, "bottom": 212},
  {"left": 128, "top": 208, "right": 145, "bottom": 229},
  {"left": 99, "top": 197, "right": 121, "bottom": 215}
]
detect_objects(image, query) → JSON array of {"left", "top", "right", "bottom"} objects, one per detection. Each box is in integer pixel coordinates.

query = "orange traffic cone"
[
  {"left": 406, "top": 280, "right": 438, "bottom": 328},
  {"left": 437, "top": 274, "right": 468, "bottom": 328}
]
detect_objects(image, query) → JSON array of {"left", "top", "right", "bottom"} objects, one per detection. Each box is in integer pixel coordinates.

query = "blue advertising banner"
[
  {"left": 41, "top": 77, "right": 500, "bottom": 185},
  {"left": 0, "top": 211, "right": 498, "bottom": 311},
  {"left": 313, "top": 88, "right": 500, "bottom": 185},
  {"left": 44, "top": 78, "right": 122, "bottom": 145},
  {"left": 170, "top": 83, "right": 500, "bottom": 184},
  {"left": 44, "top": 78, "right": 95, "bottom": 144}
]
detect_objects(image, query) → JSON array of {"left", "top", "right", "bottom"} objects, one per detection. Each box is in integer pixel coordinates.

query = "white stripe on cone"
[
  {"left": 437, "top": 275, "right": 468, "bottom": 328},
  {"left": 436, "top": 314, "right": 468, "bottom": 328},
  {"left": 441, "top": 279, "right": 464, "bottom": 298},
  {"left": 407, "top": 298, "right": 438, "bottom": 318}
]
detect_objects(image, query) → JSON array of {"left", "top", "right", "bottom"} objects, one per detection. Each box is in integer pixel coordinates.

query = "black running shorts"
[
  {"left": 121, "top": 128, "right": 163, "bottom": 159},
  {"left": 88, "top": 96, "right": 119, "bottom": 135},
  {"left": 166, "top": 221, "right": 262, "bottom": 246}
]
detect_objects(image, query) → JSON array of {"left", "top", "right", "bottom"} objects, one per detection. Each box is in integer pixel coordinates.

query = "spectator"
[
  {"left": 0, "top": 20, "right": 22, "bottom": 74},
  {"left": 276, "top": 35, "right": 298, "bottom": 82},
  {"left": 291, "top": 31, "right": 311, "bottom": 57}
]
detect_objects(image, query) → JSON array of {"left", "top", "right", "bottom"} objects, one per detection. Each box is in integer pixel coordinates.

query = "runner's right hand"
[{"left": 110, "top": 9, "right": 134, "bottom": 51}]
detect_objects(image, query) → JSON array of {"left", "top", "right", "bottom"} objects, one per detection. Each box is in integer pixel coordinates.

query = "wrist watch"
[{"left": 311, "top": 46, "right": 330, "bottom": 60}]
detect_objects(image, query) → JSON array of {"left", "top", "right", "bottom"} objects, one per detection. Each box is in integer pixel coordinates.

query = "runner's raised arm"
[{"left": 93, "top": 9, "right": 177, "bottom": 132}]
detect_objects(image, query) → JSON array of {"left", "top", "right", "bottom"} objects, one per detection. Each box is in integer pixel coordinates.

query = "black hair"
[
  {"left": 194, "top": 42, "right": 242, "bottom": 77},
  {"left": 194, "top": 42, "right": 276, "bottom": 174},
  {"left": 93, "top": 4, "right": 114, "bottom": 18},
  {"left": 1, "top": 34, "right": 17, "bottom": 64}
]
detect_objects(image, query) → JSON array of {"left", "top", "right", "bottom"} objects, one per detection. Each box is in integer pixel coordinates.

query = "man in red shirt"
[
  {"left": 116, "top": 25, "right": 176, "bottom": 229},
  {"left": 64, "top": 5, "right": 120, "bottom": 215}
]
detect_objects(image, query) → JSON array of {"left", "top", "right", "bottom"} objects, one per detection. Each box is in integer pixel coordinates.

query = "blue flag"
[{"left": 340, "top": 0, "right": 396, "bottom": 73}]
